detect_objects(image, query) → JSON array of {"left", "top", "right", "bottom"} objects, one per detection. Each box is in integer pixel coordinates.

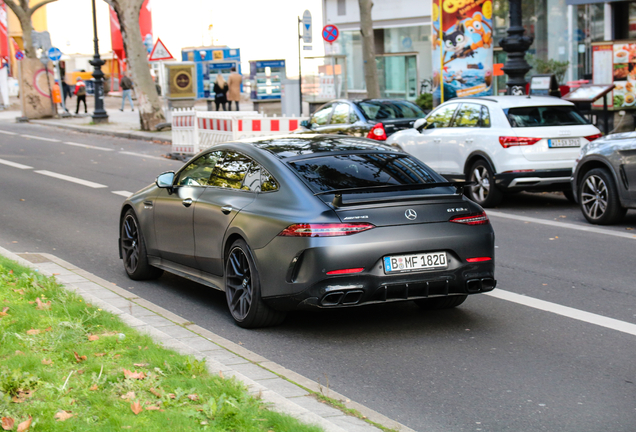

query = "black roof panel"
[{"left": 251, "top": 136, "right": 393, "bottom": 159}]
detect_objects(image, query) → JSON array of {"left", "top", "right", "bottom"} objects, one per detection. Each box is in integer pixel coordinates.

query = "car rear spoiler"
[{"left": 314, "top": 182, "right": 474, "bottom": 208}]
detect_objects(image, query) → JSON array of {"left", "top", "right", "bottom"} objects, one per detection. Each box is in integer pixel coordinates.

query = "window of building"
[{"left": 337, "top": 0, "right": 346, "bottom": 16}]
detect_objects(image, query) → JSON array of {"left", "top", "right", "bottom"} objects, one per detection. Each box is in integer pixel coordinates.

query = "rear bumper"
[{"left": 494, "top": 169, "right": 572, "bottom": 191}]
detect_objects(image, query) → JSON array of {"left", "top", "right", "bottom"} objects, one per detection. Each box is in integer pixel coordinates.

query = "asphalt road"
[{"left": 1, "top": 123, "right": 635, "bottom": 432}]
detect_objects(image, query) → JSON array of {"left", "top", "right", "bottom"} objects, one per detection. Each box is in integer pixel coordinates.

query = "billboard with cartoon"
[{"left": 432, "top": 0, "right": 494, "bottom": 106}]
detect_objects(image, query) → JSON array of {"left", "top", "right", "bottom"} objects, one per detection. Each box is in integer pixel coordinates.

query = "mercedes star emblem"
[{"left": 405, "top": 209, "right": 417, "bottom": 220}]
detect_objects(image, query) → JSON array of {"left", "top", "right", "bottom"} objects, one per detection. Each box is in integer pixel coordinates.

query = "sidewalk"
[{"left": 0, "top": 246, "right": 414, "bottom": 432}]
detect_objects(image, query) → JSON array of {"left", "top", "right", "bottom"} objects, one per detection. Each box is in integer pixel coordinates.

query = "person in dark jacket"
[
  {"left": 120, "top": 72, "right": 134, "bottom": 111},
  {"left": 74, "top": 77, "right": 87, "bottom": 114},
  {"left": 213, "top": 74, "right": 228, "bottom": 111}
]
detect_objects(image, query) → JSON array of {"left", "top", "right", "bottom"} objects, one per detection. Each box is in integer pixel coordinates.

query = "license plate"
[
  {"left": 383, "top": 252, "right": 447, "bottom": 273},
  {"left": 548, "top": 138, "right": 580, "bottom": 148}
]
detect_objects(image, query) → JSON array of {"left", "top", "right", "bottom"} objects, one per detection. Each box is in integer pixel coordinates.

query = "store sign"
[
  {"left": 431, "top": 0, "right": 494, "bottom": 105},
  {"left": 167, "top": 64, "right": 195, "bottom": 99}
]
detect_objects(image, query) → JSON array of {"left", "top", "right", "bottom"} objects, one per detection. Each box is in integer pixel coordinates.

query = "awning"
[{"left": 566, "top": 0, "right": 622, "bottom": 5}]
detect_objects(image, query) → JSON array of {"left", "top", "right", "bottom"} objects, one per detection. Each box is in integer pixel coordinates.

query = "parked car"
[
  {"left": 298, "top": 99, "right": 426, "bottom": 140},
  {"left": 119, "top": 135, "right": 496, "bottom": 328},
  {"left": 385, "top": 96, "right": 603, "bottom": 207},
  {"left": 571, "top": 131, "right": 636, "bottom": 225}
]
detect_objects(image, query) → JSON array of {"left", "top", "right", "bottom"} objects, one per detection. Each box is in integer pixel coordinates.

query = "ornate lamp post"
[
  {"left": 90, "top": 0, "right": 108, "bottom": 123},
  {"left": 499, "top": 0, "right": 533, "bottom": 95}
]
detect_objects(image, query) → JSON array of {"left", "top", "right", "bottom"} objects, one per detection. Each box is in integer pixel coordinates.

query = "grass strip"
[{"left": 0, "top": 256, "right": 322, "bottom": 432}]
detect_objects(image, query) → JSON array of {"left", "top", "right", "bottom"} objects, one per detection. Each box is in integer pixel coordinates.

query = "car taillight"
[
  {"left": 366, "top": 123, "right": 387, "bottom": 141},
  {"left": 466, "top": 257, "right": 492, "bottom": 263},
  {"left": 326, "top": 268, "right": 364, "bottom": 275},
  {"left": 584, "top": 133, "right": 602, "bottom": 142},
  {"left": 449, "top": 212, "right": 489, "bottom": 225},
  {"left": 278, "top": 223, "right": 375, "bottom": 237},
  {"left": 499, "top": 136, "right": 541, "bottom": 148}
]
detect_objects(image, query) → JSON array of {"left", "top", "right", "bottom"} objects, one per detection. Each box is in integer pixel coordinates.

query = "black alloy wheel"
[
  {"left": 467, "top": 160, "right": 502, "bottom": 207},
  {"left": 579, "top": 168, "right": 626, "bottom": 225},
  {"left": 120, "top": 210, "right": 163, "bottom": 280},
  {"left": 225, "top": 239, "right": 286, "bottom": 328}
]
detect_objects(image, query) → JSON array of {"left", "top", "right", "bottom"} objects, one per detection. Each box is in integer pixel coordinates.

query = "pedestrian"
[
  {"left": 52, "top": 80, "right": 62, "bottom": 112},
  {"left": 213, "top": 73, "right": 228, "bottom": 111},
  {"left": 227, "top": 66, "right": 242, "bottom": 111},
  {"left": 120, "top": 72, "right": 134, "bottom": 111},
  {"left": 74, "top": 77, "right": 87, "bottom": 114},
  {"left": 61, "top": 80, "right": 71, "bottom": 112}
]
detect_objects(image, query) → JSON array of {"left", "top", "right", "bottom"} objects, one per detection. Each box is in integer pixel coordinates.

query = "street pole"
[
  {"left": 297, "top": 16, "right": 302, "bottom": 116},
  {"left": 90, "top": 0, "right": 108, "bottom": 123},
  {"left": 500, "top": 0, "right": 533, "bottom": 95}
]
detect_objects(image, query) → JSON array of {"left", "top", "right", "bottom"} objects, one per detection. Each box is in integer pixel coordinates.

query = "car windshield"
[
  {"left": 288, "top": 153, "right": 444, "bottom": 193},
  {"left": 506, "top": 106, "right": 588, "bottom": 127},
  {"left": 358, "top": 101, "right": 426, "bottom": 120}
]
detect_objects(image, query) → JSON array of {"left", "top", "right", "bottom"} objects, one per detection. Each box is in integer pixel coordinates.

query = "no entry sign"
[{"left": 322, "top": 24, "right": 339, "bottom": 43}]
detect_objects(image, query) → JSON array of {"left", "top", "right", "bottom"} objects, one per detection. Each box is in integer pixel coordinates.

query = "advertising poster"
[
  {"left": 612, "top": 43, "right": 636, "bottom": 109},
  {"left": 431, "top": 0, "right": 494, "bottom": 106}
]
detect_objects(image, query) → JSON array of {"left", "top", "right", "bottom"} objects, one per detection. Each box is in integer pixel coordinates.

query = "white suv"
[{"left": 386, "top": 96, "right": 602, "bottom": 207}]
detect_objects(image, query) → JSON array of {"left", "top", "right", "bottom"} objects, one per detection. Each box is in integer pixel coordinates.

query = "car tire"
[
  {"left": 414, "top": 295, "right": 467, "bottom": 310},
  {"left": 467, "top": 160, "right": 503, "bottom": 207},
  {"left": 225, "top": 239, "right": 286, "bottom": 329},
  {"left": 120, "top": 209, "right": 163, "bottom": 280},
  {"left": 578, "top": 168, "right": 626, "bottom": 225}
]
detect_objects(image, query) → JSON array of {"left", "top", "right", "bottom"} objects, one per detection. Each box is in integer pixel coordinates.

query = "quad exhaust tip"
[
  {"left": 466, "top": 278, "right": 496, "bottom": 293},
  {"left": 321, "top": 290, "right": 364, "bottom": 307}
]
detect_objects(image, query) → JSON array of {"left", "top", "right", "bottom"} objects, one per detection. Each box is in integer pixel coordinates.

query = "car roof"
[
  {"left": 448, "top": 95, "right": 575, "bottom": 109},
  {"left": 233, "top": 135, "right": 396, "bottom": 159}
]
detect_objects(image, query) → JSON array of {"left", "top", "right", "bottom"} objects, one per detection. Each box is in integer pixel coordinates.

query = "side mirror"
[
  {"left": 413, "top": 118, "right": 428, "bottom": 131},
  {"left": 156, "top": 171, "right": 175, "bottom": 188},
  {"left": 300, "top": 120, "right": 310, "bottom": 128}
]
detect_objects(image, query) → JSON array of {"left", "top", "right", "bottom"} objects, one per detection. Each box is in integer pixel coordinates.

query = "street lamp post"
[
  {"left": 499, "top": 0, "right": 533, "bottom": 95},
  {"left": 90, "top": 0, "right": 108, "bottom": 123}
]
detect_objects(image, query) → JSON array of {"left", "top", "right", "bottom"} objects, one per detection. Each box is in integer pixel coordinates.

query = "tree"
[
  {"left": 3, "top": 0, "right": 58, "bottom": 59},
  {"left": 105, "top": 0, "right": 165, "bottom": 131},
  {"left": 358, "top": 0, "right": 380, "bottom": 99}
]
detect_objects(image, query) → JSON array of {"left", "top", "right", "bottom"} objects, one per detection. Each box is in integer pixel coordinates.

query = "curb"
[
  {"left": 29, "top": 119, "right": 172, "bottom": 145},
  {"left": 0, "top": 247, "right": 415, "bottom": 432}
]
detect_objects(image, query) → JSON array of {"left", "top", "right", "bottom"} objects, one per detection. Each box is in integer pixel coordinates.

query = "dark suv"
[{"left": 299, "top": 99, "right": 426, "bottom": 141}]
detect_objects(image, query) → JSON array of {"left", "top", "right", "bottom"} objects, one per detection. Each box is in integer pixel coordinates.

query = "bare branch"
[
  {"left": 3, "top": 0, "right": 28, "bottom": 20},
  {"left": 28, "top": 0, "right": 59, "bottom": 16}
]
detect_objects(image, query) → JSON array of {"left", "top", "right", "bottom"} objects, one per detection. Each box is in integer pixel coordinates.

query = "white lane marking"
[
  {"left": 486, "top": 289, "right": 636, "bottom": 337},
  {"left": 112, "top": 190, "right": 133, "bottom": 198},
  {"left": 35, "top": 170, "right": 107, "bottom": 188},
  {"left": 487, "top": 210, "right": 636, "bottom": 240},
  {"left": 0, "top": 158, "right": 33, "bottom": 170},
  {"left": 64, "top": 141, "right": 114, "bottom": 151},
  {"left": 0, "top": 130, "right": 17, "bottom": 135},
  {"left": 118, "top": 151, "right": 167, "bottom": 161},
  {"left": 20, "top": 134, "right": 61, "bottom": 142}
]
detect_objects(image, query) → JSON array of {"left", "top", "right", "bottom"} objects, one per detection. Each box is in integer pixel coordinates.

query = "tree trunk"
[
  {"left": 109, "top": 0, "right": 165, "bottom": 131},
  {"left": 358, "top": 0, "right": 380, "bottom": 99},
  {"left": 18, "top": 14, "right": 36, "bottom": 59}
]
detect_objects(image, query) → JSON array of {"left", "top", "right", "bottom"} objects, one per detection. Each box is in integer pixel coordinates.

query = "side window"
[
  {"left": 453, "top": 104, "right": 481, "bottom": 127},
  {"left": 349, "top": 108, "right": 360, "bottom": 123},
  {"left": 209, "top": 152, "right": 251, "bottom": 189},
  {"left": 176, "top": 151, "right": 222, "bottom": 187},
  {"left": 481, "top": 106, "right": 491, "bottom": 127},
  {"left": 261, "top": 169, "right": 279, "bottom": 192},
  {"left": 330, "top": 103, "right": 350, "bottom": 125},
  {"left": 241, "top": 163, "right": 261, "bottom": 192},
  {"left": 425, "top": 103, "right": 459, "bottom": 129},
  {"left": 310, "top": 104, "right": 333, "bottom": 127}
]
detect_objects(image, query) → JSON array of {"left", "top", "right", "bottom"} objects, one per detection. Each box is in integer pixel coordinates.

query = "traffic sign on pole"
[
  {"left": 47, "top": 47, "right": 62, "bottom": 62},
  {"left": 149, "top": 38, "right": 174, "bottom": 62},
  {"left": 15, "top": 51, "right": 24, "bottom": 60},
  {"left": 302, "top": 10, "right": 312, "bottom": 44},
  {"left": 322, "top": 24, "right": 339, "bottom": 43}
]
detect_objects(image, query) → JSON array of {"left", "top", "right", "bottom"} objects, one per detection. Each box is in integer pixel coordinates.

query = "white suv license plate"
[
  {"left": 548, "top": 138, "right": 580, "bottom": 148},
  {"left": 383, "top": 252, "right": 447, "bottom": 273}
]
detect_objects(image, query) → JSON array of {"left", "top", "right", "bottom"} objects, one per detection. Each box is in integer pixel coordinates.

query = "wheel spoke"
[
  {"left": 229, "top": 253, "right": 243, "bottom": 277},
  {"left": 474, "top": 168, "right": 482, "bottom": 182}
]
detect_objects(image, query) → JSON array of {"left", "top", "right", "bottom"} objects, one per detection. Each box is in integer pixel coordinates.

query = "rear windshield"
[
  {"left": 288, "top": 153, "right": 443, "bottom": 193},
  {"left": 358, "top": 101, "right": 425, "bottom": 121},
  {"left": 506, "top": 106, "right": 588, "bottom": 127}
]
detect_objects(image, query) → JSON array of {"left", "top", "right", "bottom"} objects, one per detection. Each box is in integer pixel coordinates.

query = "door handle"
[
  {"left": 221, "top": 205, "right": 233, "bottom": 214},
  {"left": 182, "top": 198, "right": 193, "bottom": 207}
]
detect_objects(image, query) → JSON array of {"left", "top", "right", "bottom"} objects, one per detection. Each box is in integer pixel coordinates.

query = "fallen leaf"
[
  {"left": 26, "top": 329, "right": 40, "bottom": 335},
  {"left": 133, "top": 363, "right": 149, "bottom": 367},
  {"left": 13, "top": 289, "right": 24, "bottom": 295},
  {"left": 16, "top": 416, "right": 31, "bottom": 432},
  {"left": 88, "top": 335, "right": 99, "bottom": 341},
  {"left": 121, "top": 391, "right": 136, "bottom": 401},
  {"left": 89, "top": 384, "right": 98, "bottom": 391},
  {"left": 1, "top": 417, "right": 15, "bottom": 430},
  {"left": 131, "top": 401, "right": 143, "bottom": 415},
  {"left": 44, "top": 326, "right": 52, "bottom": 332},
  {"left": 15, "top": 350, "right": 25, "bottom": 355},
  {"left": 76, "top": 370, "right": 84, "bottom": 375},
  {"left": 145, "top": 405, "right": 161, "bottom": 411},
  {"left": 113, "top": 354, "right": 121, "bottom": 359},
  {"left": 167, "top": 393, "right": 176, "bottom": 399},
  {"left": 35, "top": 297, "right": 51, "bottom": 310},
  {"left": 559, "top": 215, "right": 567, "bottom": 218},
  {"left": 123, "top": 369, "right": 146, "bottom": 380},
  {"left": 54, "top": 411, "right": 73, "bottom": 422},
  {"left": 73, "top": 352, "right": 87, "bottom": 363},
  {"left": 27, "top": 302, "right": 34, "bottom": 304},
  {"left": 626, "top": 227, "right": 634, "bottom": 230},
  {"left": 41, "top": 358, "right": 53, "bottom": 365},
  {"left": 0, "top": 307, "right": 8, "bottom": 316},
  {"left": 219, "top": 371, "right": 224, "bottom": 379},
  {"left": 149, "top": 388, "right": 162, "bottom": 398},
  {"left": 94, "top": 353, "right": 106, "bottom": 357},
  {"left": 187, "top": 394, "right": 199, "bottom": 401}
]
